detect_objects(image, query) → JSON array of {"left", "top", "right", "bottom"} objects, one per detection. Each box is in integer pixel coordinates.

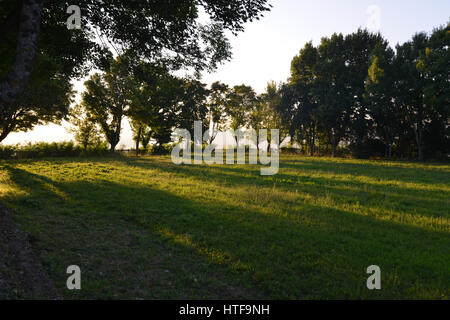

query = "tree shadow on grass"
[
  {"left": 130, "top": 158, "right": 449, "bottom": 223},
  {"left": 2, "top": 162, "right": 449, "bottom": 299},
  {"left": 280, "top": 157, "right": 450, "bottom": 185}
]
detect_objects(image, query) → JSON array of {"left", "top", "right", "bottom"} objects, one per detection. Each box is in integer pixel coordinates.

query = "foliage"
[
  {"left": 277, "top": 26, "right": 449, "bottom": 160},
  {"left": 0, "top": 141, "right": 109, "bottom": 159},
  {"left": 0, "top": 0, "right": 271, "bottom": 142},
  {"left": 68, "top": 104, "right": 104, "bottom": 153},
  {"left": 82, "top": 55, "right": 136, "bottom": 152}
]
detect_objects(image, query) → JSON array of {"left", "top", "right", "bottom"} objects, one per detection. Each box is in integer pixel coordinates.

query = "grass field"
[{"left": 0, "top": 155, "right": 449, "bottom": 299}]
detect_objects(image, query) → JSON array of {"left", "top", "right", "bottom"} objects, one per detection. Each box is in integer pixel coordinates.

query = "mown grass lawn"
[{"left": 0, "top": 155, "right": 448, "bottom": 299}]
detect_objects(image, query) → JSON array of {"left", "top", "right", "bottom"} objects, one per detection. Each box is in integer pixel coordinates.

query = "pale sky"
[{"left": 4, "top": 0, "right": 449, "bottom": 147}]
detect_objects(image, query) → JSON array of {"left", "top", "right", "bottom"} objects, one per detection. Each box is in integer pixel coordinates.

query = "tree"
[
  {"left": 365, "top": 43, "right": 400, "bottom": 159},
  {"left": 313, "top": 34, "right": 350, "bottom": 157},
  {"left": 132, "top": 65, "right": 185, "bottom": 147},
  {"left": 342, "top": 30, "right": 387, "bottom": 157},
  {"left": 248, "top": 96, "right": 266, "bottom": 150},
  {"left": 260, "top": 81, "right": 289, "bottom": 150},
  {"left": 421, "top": 23, "right": 450, "bottom": 159},
  {"left": 395, "top": 33, "right": 430, "bottom": 161},
  {"left": 0, "top": 0, "right": 96, "bottom": 143},
  {"left": 177, "top": 79, "right": 209, "bottom": 142},
  {"left": 288, "top": 42, "right": 320, "bottom": 156},
  {"left": 82, "top": 56, "right": 135, "bottom": 152},
  {"left": 0, "top": 0, "right": 271, "bottom": 125},
  {"left": 0, "top": 61, "right": 74, "bottom": 143},
  {"left": 226, "top": 85, "right": 258, "bottom": 147},
  {"left": 68, "top": 104, "right": 102, "bottom": 154},
  {"left": 226, "top": 85, "right": 258, "bottom": 131},
  {"left": 207, "top": 82, "right": 229, "bottom": 145}
]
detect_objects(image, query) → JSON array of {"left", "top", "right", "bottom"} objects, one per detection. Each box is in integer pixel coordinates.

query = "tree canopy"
[{"left": 0, "top": 0, "right": 271, "bottom": 142}]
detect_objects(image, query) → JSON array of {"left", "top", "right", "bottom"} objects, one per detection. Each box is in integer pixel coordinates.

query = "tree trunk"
[
  {"left": 0, "top": 0, "right": 44, "bottom": 114},
  {"left": 415, "top": 102, "right": 424, "bottom": 162},
  {"left": 0, "top": 126, "right": 13, "bottom": 143},
  {"left": 416, "top": 129, "right": 423, "bottom": 162},
  {"left": 309, "top": 126, "right": 315, "bottom": 157},
  {"left": 135, "top": 126, "right": 142, "bottom": 156},
  {"left": 256, "top": 133, "right": 259, "bottom": 153},
  {"left": 414, "top": 114, "right": 424, "bottom": 162},
  {"left": 329, "top": 129, "right": 337, "bottom": 158},
  {"left": 110, "top": 143, "right": 117, "bottom": 153}
]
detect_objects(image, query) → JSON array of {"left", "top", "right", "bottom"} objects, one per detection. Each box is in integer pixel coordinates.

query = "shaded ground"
[{"left": 0, "top": 204, "right": 58, "bottom": 299}]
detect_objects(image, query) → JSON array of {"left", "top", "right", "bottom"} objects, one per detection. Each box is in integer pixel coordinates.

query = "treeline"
[
  {"left": 72, "top": 25, "right": 449, "bottom": 161},
  {"left": 70, "top": 56, "right": 287, "bottom": 156},
  {"left": 0, "top": 0, "right": 270, "bottom": 152},
  {"left": 0, "top": 0, "right": 447, "bottom": 161},
  {"left": 278, "top": 26, "right": 449, "bottom": 160}
]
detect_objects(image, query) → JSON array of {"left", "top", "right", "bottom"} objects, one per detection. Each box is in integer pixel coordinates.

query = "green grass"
[{"left": 0, "top": 155, "right": 449, "bottom": 299}]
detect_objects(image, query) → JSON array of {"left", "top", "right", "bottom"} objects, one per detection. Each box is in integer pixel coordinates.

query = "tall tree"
[
  {"left": 314, "top": 34, "right": 350, "bottom": 157},
  {"left": 365, "top": 43, "right": 400, "bottom": 159},
  {"left": 129, "top": 63, "right": 185, "bottom": 147},
  {"left": 288, "top": 42, "right": 319, "bottom": 156},
  {"left": 0, "top": 0, "right": 96, "bottom": 143},
  {"left": 177, "top": 79, "right": 209, "bottom": 142},
  {"left": 395, "top": 33, "right": 430, "bottom": 161},
  {"left": 343, "top": 29, "right": 387, "bottom": 157},
  {"left": 207, "top": 82, "right": 229, "bottom": 145},
  {"left": 226, "top": 85, "right": 258, "bottom": 130},
  {"left": 421, "top": 23, "right": 450, "bottom": 159},
  {"left": 226, "top": 85, "right": 258, "bottom": 147},
  {"left": 82, "top": 56, "right": 135, "bottom": 152},
  {"left": 260, "top": 81, "right": 290, "bottom": 150}
]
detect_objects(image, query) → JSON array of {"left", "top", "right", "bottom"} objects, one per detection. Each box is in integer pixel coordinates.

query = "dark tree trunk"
[
  {"left": 414, "top": 104, "right": 424, "bottom": 162},
  {"left": 329, "top": 129, "right": 337, "bottom": 158},
  {"left": 385, "top": 131, "right": 393, "bottom": 160},
  {"left": 309, "top": 125, "right": 315, "bottom": 157},
  {"left": 332, "top": 142, "right": 337, "bottom": 158},
  {"left": 135, "top": 126, "right": 142, "bottom": 156},
  {"left": 0, "top": 126, "right": 13, "bottom": 143},
  {"left": 415, "top": 127, "right": 423, "bottom": 162},
  {"left": 109, "top": 130, "right": 120, "bottom": 153},
  {"left": 0, "top": 0, "right": 44, "bottom": 114},
  {"left": 110, "top": 143, "right": 117, "bottom": 153},
  {"left": 256, "top": 133, "right": 259, "bottom": 153}
]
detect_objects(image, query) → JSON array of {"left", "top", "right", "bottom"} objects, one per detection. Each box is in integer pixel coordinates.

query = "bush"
[
  {"left": 0, "top": 144, "right": 18, "bottom": 159},
  {"left": 0, "top": 140, "right": 110, "bottom": 159},
  {"left": 17, "top": 141, "right": 80, "bottom": 158},
  {"left": 86, "top": 140, "right": 109, "bottom": 156},
  {"left": 280, "top": 147, "right": 301, "bottom": 154},
  {"left": 149, "top": 143, "right": 175, "bottom": 155},
  {"left": 349, "top": 139, "right": 386, "bottom": 159}
]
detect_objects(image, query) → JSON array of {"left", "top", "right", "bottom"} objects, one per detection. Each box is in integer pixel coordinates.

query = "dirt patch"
[{"left": 0, "top": 204, "right": 59, "bottom": 299}]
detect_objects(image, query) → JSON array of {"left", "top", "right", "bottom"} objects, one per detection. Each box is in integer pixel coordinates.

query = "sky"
[{"left": 3, "top": 0, "right": 449, "bottom": 147}]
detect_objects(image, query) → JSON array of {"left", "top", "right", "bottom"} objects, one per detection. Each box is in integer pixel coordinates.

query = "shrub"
[
  {"left": 0, "top": 140, "right": 110, "bottom": 159},
  {"left": 149, "top": 143, "right": 175, "bottom": 155},
  {"left": 0, "top": 144, "right": 18, "bottom": 159}
]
